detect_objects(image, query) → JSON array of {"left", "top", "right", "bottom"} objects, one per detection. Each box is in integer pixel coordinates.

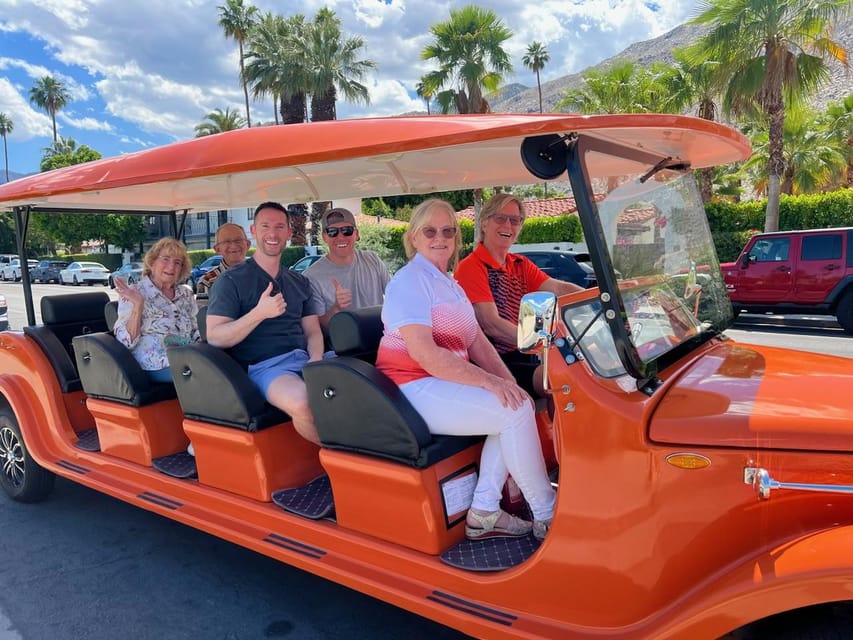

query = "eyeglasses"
[
  {"left": 421, "top": 226, "right": 457, "bottom": 239},
  {"left": 216, "top": 238, "right": 246, "bottom": 246},
  {"left": 325, "top": 226, "right": 355, "bottom": 237},
  {"left": 157, "top": 256, "right": 184, "bottom": 267},
  {"left": 490, "top": 214, "right": 523, "bottom": 227}
]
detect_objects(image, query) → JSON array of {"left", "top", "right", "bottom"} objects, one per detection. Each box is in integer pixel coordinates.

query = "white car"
[
  {"left": 0, "top": 293, "right": 7, "bottom": 330},
  {"left": 0, "top": 258, "right": 38, "bottom": 281},
  {"left": 59, "top": 261, "right": 111, "bottom": 286}
]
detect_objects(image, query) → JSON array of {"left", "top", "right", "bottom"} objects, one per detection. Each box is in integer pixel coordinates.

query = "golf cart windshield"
[{"left": 565, "top": 166, "right": 731, "bottom": 381}]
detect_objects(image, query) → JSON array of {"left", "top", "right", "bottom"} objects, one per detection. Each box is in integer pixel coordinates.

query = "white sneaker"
[{"left": 187, "top": 442, "right": 195, "bottom": 457}]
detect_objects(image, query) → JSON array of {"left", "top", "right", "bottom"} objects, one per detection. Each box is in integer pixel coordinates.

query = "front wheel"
[
  {"left": 836, "top": 291, "right": 853, "bottom": 335},
  {"left": 0, "top": 405, "right": 55, "bottom": 503}
]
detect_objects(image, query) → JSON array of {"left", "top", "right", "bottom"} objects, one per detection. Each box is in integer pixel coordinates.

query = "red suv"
[{"left": 722, "top": 227, "right": 853, "bottom": 334}]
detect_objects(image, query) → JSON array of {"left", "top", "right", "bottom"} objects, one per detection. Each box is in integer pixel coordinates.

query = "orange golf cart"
[{"left": 1, "top": 114, "right": 852, "bottom": 640}]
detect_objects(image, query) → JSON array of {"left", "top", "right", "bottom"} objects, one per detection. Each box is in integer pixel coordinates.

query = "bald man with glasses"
[
  {"left": 196, "top": 222, "right": 250, "bottom": 298},
  {"left": 304, "top": 207, "right": 390, "bottom": 331}
]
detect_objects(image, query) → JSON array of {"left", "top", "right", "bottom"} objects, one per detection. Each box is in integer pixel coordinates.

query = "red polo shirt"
[{"left": 454, "top": 244, "right": 549, "bottom": 353}]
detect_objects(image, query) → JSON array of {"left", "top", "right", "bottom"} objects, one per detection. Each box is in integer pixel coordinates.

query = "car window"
[
  {"left": 801, "top": 234, "right": 842, "bottom": 261},
  {"left": 751, "top": 238, "right": 790, "bottom": 262}
]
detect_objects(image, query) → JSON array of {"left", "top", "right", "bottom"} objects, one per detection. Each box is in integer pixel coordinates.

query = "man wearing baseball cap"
[{"left": 305, "top": 207, "right": 390, "bottom": 331}]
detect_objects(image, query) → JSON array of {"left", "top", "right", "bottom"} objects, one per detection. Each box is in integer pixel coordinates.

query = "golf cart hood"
[{"left": 649, "top": 341, "right": 853, "bottom": 451}]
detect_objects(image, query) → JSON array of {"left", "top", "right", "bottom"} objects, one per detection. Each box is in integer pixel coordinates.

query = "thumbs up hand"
[{"left": 332, "top": 278, "right": 352, "bottom": 312}]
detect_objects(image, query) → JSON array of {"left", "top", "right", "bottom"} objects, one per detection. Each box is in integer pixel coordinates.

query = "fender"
[
  {"left": 0, "top": 332, "right": 79, "bottom": 463},
  {"left": 827, "top": 276, "right": 853, "bottom": 306},
  {"left": 654, "top": 525, "right": 853, "bottom": 639}
]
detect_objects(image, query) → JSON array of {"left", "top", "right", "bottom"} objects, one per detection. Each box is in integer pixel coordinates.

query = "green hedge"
[{"left": 707, "top": 189, "right": 853, "bottom": 262}]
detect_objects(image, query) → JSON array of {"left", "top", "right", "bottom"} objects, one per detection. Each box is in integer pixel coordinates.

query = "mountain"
[
  {"left": 491, "top": 19, "right": 853, "bottom": 115},
  {"left": 0, "top": 171, "right": 30, "bottom": 184}
]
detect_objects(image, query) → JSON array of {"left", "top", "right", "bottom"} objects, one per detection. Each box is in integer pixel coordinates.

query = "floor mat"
[
  {"left": 440, "top": 535, "right": 541, "bottom": 572},
  {"left": 152, "top": 451, "right": 197, "bottom": 479},
  {"left": 272, "top": 475, "right": 335, "bottom": 520},
  {"left": 74, "top": 428, "right": 100, "bottom": 452}
]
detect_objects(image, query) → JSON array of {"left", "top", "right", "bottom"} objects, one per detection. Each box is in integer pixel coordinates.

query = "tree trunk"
[
  {"left": 273, "top": 95, "right": 279, "bottom": 125},
  {"left": 472, "top": 188, "right": 483, "bottom": 245},
  {"left": 764, "top": 92, "right": 785, "bottom": 233},
  {"left": 311, "top": 86, "right": 337, "bottom": 122},
  {"left": 310, "top": 201, "right": 330, "bottom": 247},
  {"left": 238, "top": 40, "right": 252, "bottom": 128},
  {"left": 281, "top": 92, "right": 306, "bottom": 125},
  {"left": 699, "top": 167, "right": 713, "bottom": 203},
  {"left": 288, "top": 204, "right": 308, "bottom": 247},
  {"left": 536, "top": 70, "right": 543, "bottom": 113},
  {"left": 3, "top": 135, "right": 8, "bottom": 182}
]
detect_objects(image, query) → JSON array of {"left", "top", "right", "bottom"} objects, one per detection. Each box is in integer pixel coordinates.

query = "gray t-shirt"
[
  {"left": 207, "top": 258, "right": 320, "bottom": 367},
  {"left": 304, "top": 249, "right": 390, "bottom": 316}
]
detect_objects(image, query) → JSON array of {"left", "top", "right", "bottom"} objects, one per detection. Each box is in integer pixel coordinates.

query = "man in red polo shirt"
[{"left": 455, "top": 193, "right": 582, "bottom": 394}]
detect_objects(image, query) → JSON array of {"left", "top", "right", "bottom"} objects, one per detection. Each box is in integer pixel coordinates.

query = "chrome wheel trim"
[{"left": 0, "top": 426, "right": 24, "bottom": 489}]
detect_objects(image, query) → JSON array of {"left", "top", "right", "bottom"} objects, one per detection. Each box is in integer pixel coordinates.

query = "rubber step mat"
[
  {"left": 272, "top": 475, "right": 335, "bottom": 520},
  {"left": 151, "top": 451, "right": 197, "bottom": 479},
  {"left": 440, "top": 535, "right": 541, "bottom": 572},
  {"left": 74, "top": 428, "right": 100, "bottom": 452}
]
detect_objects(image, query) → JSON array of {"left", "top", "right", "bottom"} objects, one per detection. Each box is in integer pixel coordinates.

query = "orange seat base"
[
  {"left": 87, "top": 397, "right": 187, "bottom": 466},
  {"left": 320, "top": 443, "right": 483, "bottom": 555},
  {"left": 183, "top": 419, "right": 323, "bottom": 502}
]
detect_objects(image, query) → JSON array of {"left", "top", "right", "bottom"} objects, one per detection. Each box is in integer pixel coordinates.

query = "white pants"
[{"left": 400, "top": 377, "right": 556, "bottom": 521}]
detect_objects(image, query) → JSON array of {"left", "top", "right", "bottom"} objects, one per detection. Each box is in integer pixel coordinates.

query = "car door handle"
[
  {"left": 825, "top": 264, "right": 839, "bottom": 271},
  {"left": 744, "top": 466, "right": 853, "bottom": 499},
  {"left": 775, "top": 266, "right": 790, "bottom": 272}
]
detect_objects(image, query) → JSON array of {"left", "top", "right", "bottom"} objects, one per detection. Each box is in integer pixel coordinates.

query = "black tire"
[
  {"left": 0, "top": 405, "right": 55, "bottom": 503},
  {"left": 837, "top": 291, "right": 853, "bottom": 335},
  {"left": 73, "top": 275, "right": 79, "bottom": 286}
]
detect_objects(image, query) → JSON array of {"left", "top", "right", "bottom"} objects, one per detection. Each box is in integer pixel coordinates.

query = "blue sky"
[{"left": 0, "top": 0, "right": 697, "bottom": 178}]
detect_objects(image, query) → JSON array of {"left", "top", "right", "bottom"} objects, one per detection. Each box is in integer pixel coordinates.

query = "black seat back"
[
  {"left": 303, "top": 357, "right": 480, "bottom": 468},
  {"left": 167, "top": 343, "right": 286, "bottom": 431},
  {"left": 328, "top": 305, "right": 383, "bottom": 362},
  {"left": 104, "top": 300, "right": 118, "bottom": 332},
  {"left": 72, "top": 333, "right": 176, "bottom": 406},
  {"left": 23, "top": 292, "right": 111, "bottom": 393}
]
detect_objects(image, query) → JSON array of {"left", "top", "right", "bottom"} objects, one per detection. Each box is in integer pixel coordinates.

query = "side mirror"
[
  {"left": 518, "top": 292, "right": 557, "bottom": 353},
  {"left": 518, "top": 292, "right": 557, "bottom": 394},
  {"left": 740, "top": 253, "right": 751, "bottom": 268}
]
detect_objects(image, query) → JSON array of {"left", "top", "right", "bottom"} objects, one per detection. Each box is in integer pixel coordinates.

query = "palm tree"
[
  {"left": 690, "top": 0, "right": 853, "bottom": 232},
  {"left": 0, "top": 113, "right": 12, "bottom": 182},
  {"left": 306, "top": 8, "right": 375, "bottom": 123},
  {"left": 244, "top": 12, "right": 309, "bottom": 126},
  {"left": 823, "top": 94, "right": 853, "bottom": 187},
  {"left": 29, "top": 75, "right": 70, "bottom": 142},
  {"left": 194, "top": 108, "right": 247, "bottom": 137},
  {"left": 557, "top": 61, "right": 656, "bottom": 114},
  {"left": 415, "top": 78, "right": 433, "bottom": 115},
  {"left": 522, "top": 41, "right": 550, "bottom": 113},
  {"left": 665, "top": 50, "right": 723, "bottom": 201},
  {"left": 421, "top": 5, "right": 513, "bottom": 114},
  {"left": 42, "top": 135, "right": 78, "bottom": 158},
  {"left": 743, "top": 107, "right": 845, "bottom": 196},
  {"left": 218, "top": 0, "right": 259, "bottom": 128}
]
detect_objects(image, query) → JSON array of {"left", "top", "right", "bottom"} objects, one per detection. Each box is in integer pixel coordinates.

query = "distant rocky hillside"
[
  {"left": 0, "top": 171, "right": 29, "bottom": 184},
  {"left": 492, "top": 19, "right": 853, "bottom": 115}
]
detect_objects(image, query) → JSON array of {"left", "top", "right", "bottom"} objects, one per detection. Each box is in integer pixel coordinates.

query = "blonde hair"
[
  {"left": 404, "top": 198, "right": 462, "bottom": 271},
  {"left": 214, "top": 222, "right": 248, "bottom": 245},
  {"left": 143, "top": 237, "right": 192, "bottom": 283},
  {"left": 478, "top": 192, "right": 526, "bottom": 242}
]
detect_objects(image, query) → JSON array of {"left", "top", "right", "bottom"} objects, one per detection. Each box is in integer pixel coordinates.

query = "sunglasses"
[
  {"left": 490, "top": 214, "right": 523, "bottom": 227},
  {"left": 421, "top": 226, "right": 457, "bottom": 239},
  {"left": 325, "top": 226, "right": 355, "bottom": 237}
]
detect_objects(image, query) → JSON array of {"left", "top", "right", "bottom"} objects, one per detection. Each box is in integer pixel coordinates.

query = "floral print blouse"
[{"left": 114, "top": 275, "right": 200, "bottom": 371}]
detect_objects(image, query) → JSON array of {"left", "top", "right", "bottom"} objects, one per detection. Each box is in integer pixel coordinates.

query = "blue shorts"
[{"left": 247, "top": 349, "right": 335, "bottom": 397}]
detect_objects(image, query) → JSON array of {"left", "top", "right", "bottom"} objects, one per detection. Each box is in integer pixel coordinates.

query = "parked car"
[
  {"left": 290, "top": 254, "right": 324, "bottom": 273},
  {"left": 515, "top": 249, "right": 597, "bottom": 288},
  {"left": 722, "top": 227, "right": 853, "bottom": 334},
  {"left": 59, "top": 261, "right": 110, "bottom": 286},
  {"left": 189, "top": 255, "right": 222, "bottom": 292},
  {"left": 30, "top": 260, "right": 70, "bottom": 284},
  {"left": 0, "top": 293, "right": 7, "bottom": 331},
  {"left": 0, "top": 258, "right": 38, "bottom": 281},
  {"left": 109, "top": 262, "right": 144, "bottom": 288}
]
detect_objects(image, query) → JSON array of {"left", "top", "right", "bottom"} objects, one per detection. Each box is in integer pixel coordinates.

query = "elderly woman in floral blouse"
[{"left": 114, "top": 237, "right": 200, "bottom": 383}]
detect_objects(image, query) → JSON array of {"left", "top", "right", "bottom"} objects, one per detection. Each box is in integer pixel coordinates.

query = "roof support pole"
[{"left": 13, "top": 205, "right": 36, "bottom": 326}]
